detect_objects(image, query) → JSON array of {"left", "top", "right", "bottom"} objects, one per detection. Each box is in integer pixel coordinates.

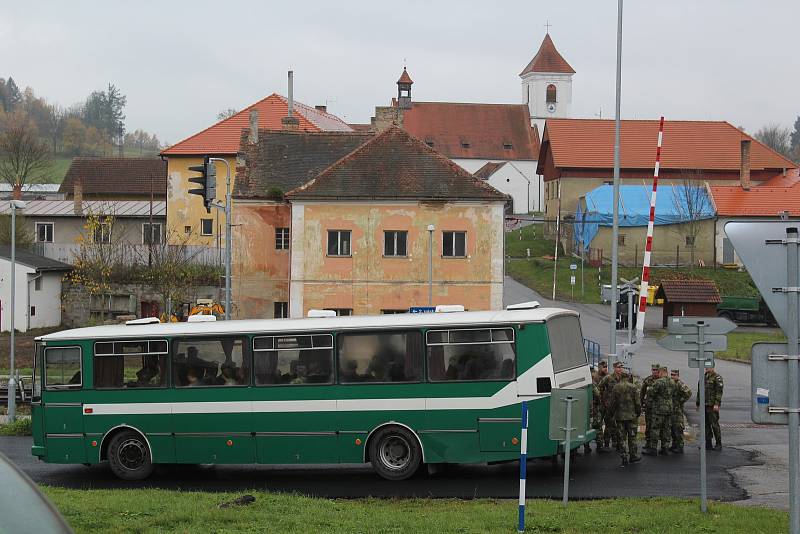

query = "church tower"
[{"left": 520, "top": 33, "right": 575, "bottom": 133}]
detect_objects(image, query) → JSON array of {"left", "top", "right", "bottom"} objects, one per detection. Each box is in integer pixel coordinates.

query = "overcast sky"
[{"left": 4, "top": 1, "right": 797, "bottom": 146}]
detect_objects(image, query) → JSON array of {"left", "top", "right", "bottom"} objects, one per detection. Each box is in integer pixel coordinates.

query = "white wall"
[
  {"left": 521, "top": 71, "right": 573, "bottom": 133},
  {"left": 0, "top": 260, "right": 63, "bottom": 332},
  {"left": 452, "top": 159, "right": 542, "bottom": 214}
]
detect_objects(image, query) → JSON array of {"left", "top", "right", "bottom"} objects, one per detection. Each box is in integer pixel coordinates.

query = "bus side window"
[
  {"left": 426, "top": 328, "right": 515, "bottom": 382},
  {"left": 337, "top": 331, "right": 422, "bottom": 384},
  {"left": 253, "top": 334, "right": 333, "bottom": 386},
  {"left": 173, "top": 337, "right": 250, "bottom": 387},
  {"left": 44, "top": 347, "right": 82, "bottom": 389}
]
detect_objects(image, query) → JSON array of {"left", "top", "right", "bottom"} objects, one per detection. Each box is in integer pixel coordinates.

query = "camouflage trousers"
[
  {"left": 603, "top": 411, "right": 620, "bottom": 449},
  {"left": 643, "top": 410, "right": 652, "bottom": 445},
  {"left": 705, "top": 407, "right": 721, "bottom": 444},
  {"left": 648, "top": 413, "right": 672, "bottom": 450},
  {"left": 616, "top": 419, "right": 638, "bottom": 461},
  {"left": 591, "top": 405, "right": 603, "bottom": 442},
  {"left": 671, "top": 412, "right": 685, "bottom": 448}
]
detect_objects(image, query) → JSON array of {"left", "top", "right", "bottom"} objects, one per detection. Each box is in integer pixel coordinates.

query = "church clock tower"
[{"left": 520, "top": 33, "right": 575, "bottom": 133}]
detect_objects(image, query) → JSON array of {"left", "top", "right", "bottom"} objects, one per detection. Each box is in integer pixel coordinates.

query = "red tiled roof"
[
  {"left": 60, "top": 157, "right": 166, "bottom": 197},
  {"left": 657, "top": 279, "right": 721, "bottom": 303},
  {"left": 286, "top": 127, "right": 508, "bottom": 201},
  {"left": 348, "top": 123, "right": 373, "bottom": 132},
  {"left": 161, "top": 94, "right": 352, "bottom": 155},
  {"left": 520, "top": 34, "right": 575, "bottom": 76},
  {"left": 759, "top": 168, "right": 800, "bottom": 188},
  {"left": 539, "top": 119, "right": 798, "bottom": 172},
  {"left": 397, "top": 67, "right": 414, "bottom": 85},
  {"left": 710, "top": 181, "right": 800, "bottom": 217},
  {"left": 473, "top": 161, "right": 507, "bottom": 180},
  {"left": 401, "top": 102, "right": 539, "bottom": 160}
]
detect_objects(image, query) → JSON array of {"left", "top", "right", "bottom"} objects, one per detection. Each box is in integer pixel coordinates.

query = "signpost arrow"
[
  {"left": 665, "top": 316, "right": 736, "bottom": 335},
  {"left": 657, "top": 333, "right": 728, "bottom": 352}
]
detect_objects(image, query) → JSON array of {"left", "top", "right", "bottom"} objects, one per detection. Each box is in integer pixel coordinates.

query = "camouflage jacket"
[
  {"left": 671, "top": 379, "right": 692, "bottom": 415},
  {"left": 608, "top": 380, "right": 641, "bottom": 421},
  {"left": 599, "top": 373, "right": 621, "bottom": 406},
  {"left": 640, "top": 374, "right": 658, "bottom": 410},
  {"left": 697, "top": 371, "right": 724, "bottom": 407},
  {"left": 648, "top": 376, "right": 675, "bottom": 415}
]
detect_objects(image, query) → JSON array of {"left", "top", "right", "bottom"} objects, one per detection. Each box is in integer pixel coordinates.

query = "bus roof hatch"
[{"left": 506, "top": 301, "right": 541, "bottom": 311}]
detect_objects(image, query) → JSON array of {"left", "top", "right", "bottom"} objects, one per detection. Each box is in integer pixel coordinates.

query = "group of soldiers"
[{"left": 588, "top": 360, "right": 725, "bottom": 467}]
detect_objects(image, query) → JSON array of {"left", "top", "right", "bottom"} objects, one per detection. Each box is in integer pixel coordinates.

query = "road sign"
[
  {"left": 570, "top": 276, "right": 576, "bottom": 285},
  {"left": 569, "top": 264, "right": 577, "bottom": 271},
  {"left": 657, "top": 333, "right": 727, "bottom": 352},
  {"left": 725, "top": 222, "right": 799, "bottom": 335},
  {"left": 409, "top": 306, "right": 435, "bottom": 313},
  {"left": 688, "top": 351, "right": 715, "bottom": 368},
  {"left": 548, "top": 389, "right": 588, "bottom": 441},
  {"left": 666, "top": 316, "right": 736, "bottom": 335},
  {"left": 752, "top": 343, "right": 793, "bottom": 425}
]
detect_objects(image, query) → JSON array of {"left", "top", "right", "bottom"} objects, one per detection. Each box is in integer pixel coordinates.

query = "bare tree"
[
  {"left": 44, "top": 104, "right": 66, "bottom": 153},
  {"left": 671, "top": 170, "right": 712, "bottom": 268},
  {"left": 755, "top": 123, "right": 792, "bottom": 158},
  {"left": 216, "top": 108, "right": 238, "bottom": 121},
  {"left": 0, "top": 121, "right": 52, "bottom": 192}
]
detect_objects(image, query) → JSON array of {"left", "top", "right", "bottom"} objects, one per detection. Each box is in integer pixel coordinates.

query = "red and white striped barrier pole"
[{"left": 636, "top": 116, "right": 665, "bottom": 339}]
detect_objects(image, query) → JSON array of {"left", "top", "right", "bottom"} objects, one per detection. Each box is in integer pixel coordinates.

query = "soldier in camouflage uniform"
[
  {"left": 608, "top": 371, "right": 641, "bottom": 467},
  {"left": 669, "top": 369, "right": 692, "bottom": 453},
  {"left": 598, "top": 361, "right": 624, "bottom": 452},
  {"left": 586, "top": 367, "right": 602, "bottom": 453},
  {"left": 639, "top": 363, "right": 660, "bottom": 451},
  {"left": 696, "top": 367, "right": 724, "bottom": 450},
  {"left": 643, "top": 366, "right": 674, "bottom": 455}
]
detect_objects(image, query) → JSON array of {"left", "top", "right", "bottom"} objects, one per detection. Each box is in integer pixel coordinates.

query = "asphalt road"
[{"left": 0, "top": 435, "right": 753, "bottom": 500}]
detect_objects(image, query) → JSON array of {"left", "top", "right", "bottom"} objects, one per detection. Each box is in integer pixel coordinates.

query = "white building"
[
  {"left": 520, "top": 33, "right": 575, "bottom": 133},
  {"left": 0, "top": 248, "right": 71, "bottom": 332}
]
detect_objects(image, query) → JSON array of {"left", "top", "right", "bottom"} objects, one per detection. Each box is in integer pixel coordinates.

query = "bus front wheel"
[
  {"left": 108, "top": 430, "right": 154, "bottom": 481},
  {"left": 369, "top": 426, "right": 422, "bottom": 481}
]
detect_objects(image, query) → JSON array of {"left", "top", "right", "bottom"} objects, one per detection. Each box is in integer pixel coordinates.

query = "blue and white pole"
[{"left": 518, "top": 400, "right": 529, "bottom": 533}]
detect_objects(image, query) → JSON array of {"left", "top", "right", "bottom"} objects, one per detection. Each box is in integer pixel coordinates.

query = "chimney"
[
  {"left": 248, "top": 109, "right": 259, "bottom": 144},
  {"left": 281, "top": 70, "right": 299, "bottom": 131},
  {"left": 315, "top": 105, "right": 327, "bottom": 113},
  {"left": 740, "top": 139, "right": 751, "bottom": 191},
  {"left": 73, "top": 182, "right": 83, "bottom": 215}
]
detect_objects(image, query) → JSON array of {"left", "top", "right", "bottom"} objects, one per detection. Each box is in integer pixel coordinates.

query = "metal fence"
[
  {"left": 0, "top": 376, "right": 32, "bottom": 405},
  {"left": 584, "top": 338, "right": 602, "bottom": 369}
]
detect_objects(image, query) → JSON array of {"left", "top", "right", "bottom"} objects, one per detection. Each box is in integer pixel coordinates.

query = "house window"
[
  {"left": 93, "top": 221, "right": 112, "bottom": 244},
  {"left": 503, "top": 142, "right": 513, "bottom": 150},
  {"left": 384, "top": 230, "right": 407, "bottom": 257},
  {"left": 381, "top": 309, "right": 407, "bottom": 314},
  {"left": 200, "top": 218, "right": 213, "bottom": 236},
  {"left": 30, "top": 306, "right": 35, "bottom": 316},
  {"left": 330, "top": 308, "right": 352, "bottom": 316},
  {"left": 461, "top": 141, "right": 470, "bottom": 149},
  {"left": 274, "top": 301, "right": 288, "bottom": 318},
  {"left": 35, "top": 222, "right": 53, "bottom": 243},
  {"left": 442, "top": 231, "right": 467, "bottom": 258},
  {"left": 327, "top": 230, "right": 351, "bottom": 257},
  {"left": 546, "top": 84, "right": 557, "bottom": 103},
  {"left": 34, "top": 277, "right": 42, "bottom": 291},
  {"left": 275, "top": 228, "right": 290, "bottom": 250},
  {"left": 142, "top": 223, "right": 162, "bottom": 245},
  {"left": 618, "top": 234, "right": 626, "bottom": 246},
  {"left": 685, "top": 235, "right": 696, "bottom": 247},
  {"left": 184, "top": 225, "right": 192, "bottom": 235}
]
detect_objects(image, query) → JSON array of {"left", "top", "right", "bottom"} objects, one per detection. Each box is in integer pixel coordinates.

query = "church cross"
[{"left": 544, "top": 20, "right": 552, "bottom": 34}]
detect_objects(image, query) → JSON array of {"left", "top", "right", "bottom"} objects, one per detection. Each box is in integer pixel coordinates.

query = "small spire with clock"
[{"left": 519, "top": 25, "right": 575, "bottom": 132}]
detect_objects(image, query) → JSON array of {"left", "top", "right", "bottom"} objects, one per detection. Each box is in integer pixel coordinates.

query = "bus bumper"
[{"left": 31, "top": 445, "right": 45, "bottom": 458}]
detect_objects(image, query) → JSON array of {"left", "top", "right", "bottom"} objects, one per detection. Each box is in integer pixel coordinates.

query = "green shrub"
[{"left": 0, "top": 417, "right": 32, "bottom": 436}]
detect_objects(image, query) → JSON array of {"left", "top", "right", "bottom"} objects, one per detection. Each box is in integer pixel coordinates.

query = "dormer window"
[
  {"left": 461, "top": 141, "right": 470, "bottom": 149},
  {"left": 503, "top": 142, "right": 513, "bottom": 150}
]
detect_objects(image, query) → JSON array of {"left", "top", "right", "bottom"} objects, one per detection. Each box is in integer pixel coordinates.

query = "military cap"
[
  {"left": 671, "top": 369, "right": 680, "bottom": 375},
  {"left": 651, "top": 363, "right": 661, "bottom": 370},
  {"left": 660, "top": 366, "right": 669, "bottom": 372},
  {"left": 599, "top": 360, "right": 608, "bottom": 367},
  {"left": 613, "top": 361, "right": 623, "bottom": 368}
]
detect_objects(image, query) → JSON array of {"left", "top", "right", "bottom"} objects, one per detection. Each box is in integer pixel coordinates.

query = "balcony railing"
[{"left": 31, "top": 242, "right": 221, "bottom": 266}]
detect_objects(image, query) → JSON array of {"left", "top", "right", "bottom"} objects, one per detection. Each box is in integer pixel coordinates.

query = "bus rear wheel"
[
  {"left": 369, "top": 426, "right": 422, "bottom": 481},
  {"left": 108, "top": 430, "right": 154, "bottom": 481}
]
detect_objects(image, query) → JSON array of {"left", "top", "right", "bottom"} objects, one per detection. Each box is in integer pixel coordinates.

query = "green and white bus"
[{"left": 30, "top": 304, "right": 594, "bottom": 481}]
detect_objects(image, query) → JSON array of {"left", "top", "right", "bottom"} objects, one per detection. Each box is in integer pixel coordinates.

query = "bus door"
[
  {"left": 40, "top": 345, "right": 86, "bottom": 463},
  {"left": 171, "top": 336, "right": 255, "bottom": 464},
  {"left": 546, "top": 315, "right": 592, "bottom": 392}
]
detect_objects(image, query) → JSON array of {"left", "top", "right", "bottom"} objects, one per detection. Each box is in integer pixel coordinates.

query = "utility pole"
[
  {"left": 427, "top": 224, "right": 435, "bottom": 305},
  {"left": 609, "top": 0, "right": 624, "bottom": 360}
]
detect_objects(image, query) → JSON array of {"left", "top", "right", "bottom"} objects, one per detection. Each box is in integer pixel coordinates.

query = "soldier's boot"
[
  {"left": 671, "top": 446, "right": 684, "bottom": 454},
  {"left": 629, "top": 455, "right": 642, "bottom": 463},
  {"left": 641, "top": 447, "right": 657, "bottom": 456},
  {"left": 705, "top": 440, "right": 713, "bottom": 450},
  {"left": 619, "top": 457, "right": 628, "bottom": 468},
  {"left": 659, "top": 447, "right": 669, "bottom": 455},
  {"left": 584, "top": 443, "right": 591, "bottom": 454},
  {"left": 669, "top": 444, "right": 679, "bottom": 452},
  {"left": 714, "top": 441, "right": 722, "bottom": 451}
]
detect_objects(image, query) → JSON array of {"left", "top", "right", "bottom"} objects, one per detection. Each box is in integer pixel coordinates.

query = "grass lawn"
[
  {"left": 505, "top": 226, "right": 759, "bottom": 304},
  {"left": 46, "top": 156, "right": 73, "bottom": 184},
  {"left": 715, "top": 330, "right": 787, "bottom": 363},
  {"left": 41, "top": 489, "right": 787, "bottom": 533}
]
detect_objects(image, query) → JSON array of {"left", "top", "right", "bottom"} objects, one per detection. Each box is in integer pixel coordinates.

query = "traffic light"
[{"left": 188, "top": 156, "right": 217, "bottom": 212}]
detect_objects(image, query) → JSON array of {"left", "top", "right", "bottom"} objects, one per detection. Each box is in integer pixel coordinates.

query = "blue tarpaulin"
[{"left": 574, "top": 184, "right": 715, "bottom": 250}]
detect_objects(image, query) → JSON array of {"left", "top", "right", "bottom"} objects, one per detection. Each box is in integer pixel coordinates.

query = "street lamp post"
[
  {"left": 427, "top": 224, "right": 435, "bottom": 306},
  {"left": 7, "top": 199, "right": 26, "bottom": 421}
]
